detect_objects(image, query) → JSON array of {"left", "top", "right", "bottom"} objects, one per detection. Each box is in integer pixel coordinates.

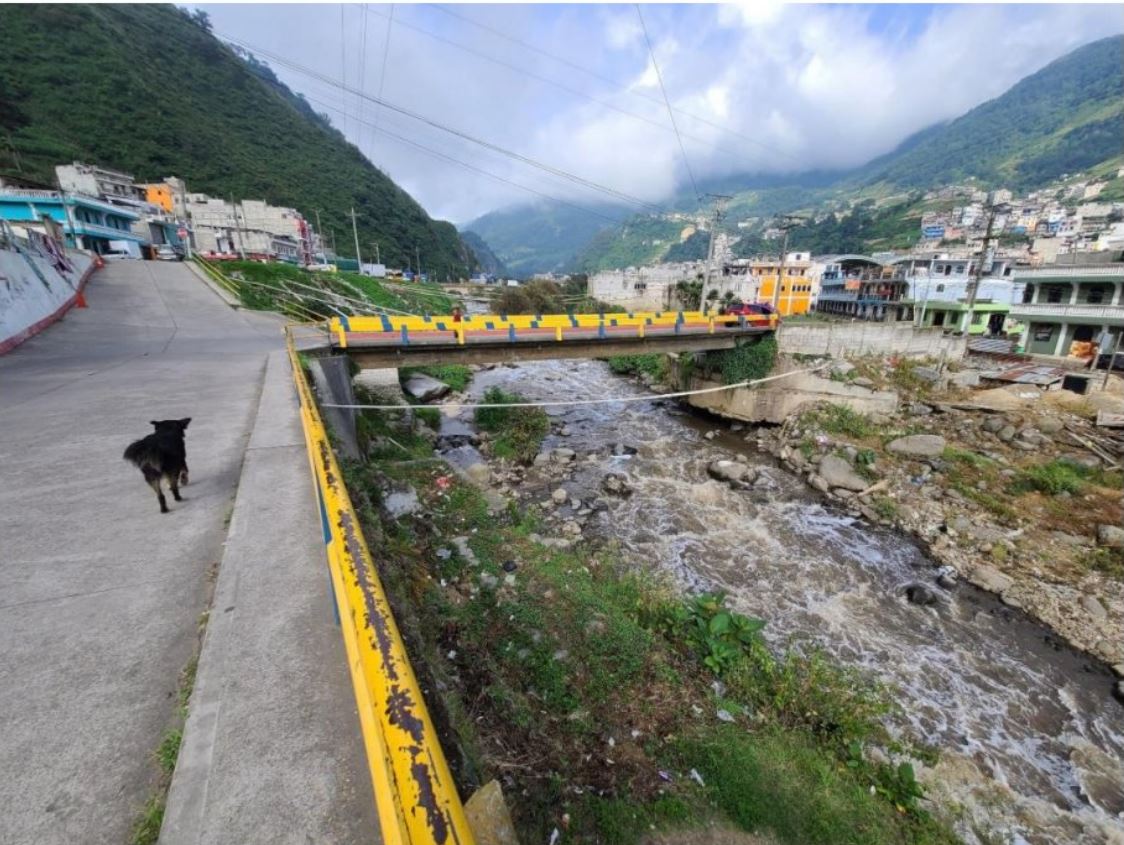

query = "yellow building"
[{"left": 717, "top": 253, "right": 815, "bottom": 316}]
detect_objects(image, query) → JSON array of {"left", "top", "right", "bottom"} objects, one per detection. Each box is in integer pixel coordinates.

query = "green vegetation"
[
  {"left": 400, "top": 364, "right": 472, "bottom": 392},
  {"left": 474, "top": 387, "right": 549, "bottom": 463},
  {"left": 1016, "top": 458, "right": 1101, "bottom": 498},
  {"left": 489, "top": 277, "right": 621, "bottom": 315},
  {"left": 460, "top": 230, "right": 507, "bottom": 278},
  {"left": 130, "top": 795, "right": 165, "bottom": 845},
  {"left": 0, "top": 5, "right": 475, "bottom": 279},
  {"left": 806, "top": 404, "right": 876, "bottom": 439},
  {"left": 339, "top": 433, "right": 958, "bottom": 844},
  {"left": 577, "top": 216, "right": 689, "bottom": 273},
  {"left": 1081, "top": 547, "right": 1124, "bottom": 581},
  {"left": 706, "top": 336, "right": 778, "bottom": 386},
  {"left": 606, "top": 354, "right": 668, "bottom": 381},
  {"left": 208, "top": 260, "right": 458, "bottom": 316}
]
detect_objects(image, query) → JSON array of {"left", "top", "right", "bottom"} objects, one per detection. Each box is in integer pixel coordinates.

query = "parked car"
[
  {"left": 154, "top": 244, "right": 183, "bottom": 262},
  {"left": 720, "top": 300, "right": 775, "bottom": 317},
  {"left": 103, "top": 239, "right": 142, "bottom": 260}
]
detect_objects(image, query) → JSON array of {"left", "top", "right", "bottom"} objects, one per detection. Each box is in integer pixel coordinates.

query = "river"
[{"left": 437, "top": 357, "right": 1124, "bottom": 845}]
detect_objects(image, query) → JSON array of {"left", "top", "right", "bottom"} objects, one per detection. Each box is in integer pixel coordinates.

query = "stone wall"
[
  {"left": 778, "top": 322, "right": 966, "bottom": 359},
  {"left": 685, "top": 357, "right": 899, "bottom": 424}
]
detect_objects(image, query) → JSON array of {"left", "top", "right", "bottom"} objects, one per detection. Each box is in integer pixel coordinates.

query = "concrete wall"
[
  {"left": 778, "top": 322, "right": 966, "bottom": 359},
  {"left": 685, "top": 357, "right": 899, "bottom": 424},
  {"left": 0, "top": 238, "right": 95, "bottom": 354}
]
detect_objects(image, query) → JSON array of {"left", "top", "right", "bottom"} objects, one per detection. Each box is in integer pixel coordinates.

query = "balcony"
[
  {"left": 1015, "top": 265, "right": 1124, "bottom": 280},
  {"left": 1010, "top": 302, "right": 1124, "bottom": 322}
]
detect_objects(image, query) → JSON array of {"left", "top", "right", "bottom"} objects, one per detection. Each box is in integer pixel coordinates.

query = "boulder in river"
[
  {"left": 905, "top": 583, "right": 939, "bottom": 606},
  {"left": 551, "top": 448, "right": 577, "bottom": 464},
  {"left": 816, "top": 455, "right": 869, "bottom": 492},
  {"left": 402, "top": 373, "right": 450, "bottom": 402},
  {"left": 611, "top": 443, "right": 639, "bottom": 457},
  {"left": 886, "top": 434, "right": 946, "bottom": 459},
  {"left": 601, "top": 473, "right": 633, "bottom": 496},
  {"left": 970, "top": 564, "right": 1015, "bottom": 594},
  {"left": 706, "top": 460, "right": 757, "bottom": 485}
]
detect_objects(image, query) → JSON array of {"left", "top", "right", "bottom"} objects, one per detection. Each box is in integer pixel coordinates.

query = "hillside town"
[{"left": 0, "top": 160, "right": 432, "bottom": 280}]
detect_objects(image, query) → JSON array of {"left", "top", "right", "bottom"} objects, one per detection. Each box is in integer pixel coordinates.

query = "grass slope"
[{"left": 0, "top": 5, "right": 475, "bottom": 279}]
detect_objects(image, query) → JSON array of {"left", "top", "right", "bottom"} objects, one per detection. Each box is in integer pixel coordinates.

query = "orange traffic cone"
[
  {"left": 95, "top": 255, "right": 105, "bottom": 270},
  {"left": 75, "top": 289, "right": 88, "bottom": 308}
]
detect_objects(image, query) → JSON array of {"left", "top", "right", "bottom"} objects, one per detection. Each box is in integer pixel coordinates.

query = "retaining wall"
[
  {"left": 685, "top": 357, "right": 899, "bottom": 424},
  {"left": 778, "top": 322, "right": 966, "bottom": 359},
  {"left": 0, "top": 237, "right": 95, "bottom": 354}
]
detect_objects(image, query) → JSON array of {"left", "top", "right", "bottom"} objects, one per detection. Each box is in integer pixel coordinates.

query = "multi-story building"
[
  {"left": 814, "top": 255, "right": 911, "bottom": 321},
  {"left": 1011, "top": 256, "right": 1124, "bottom": 357},
  {"left": 715, "top": 252, "right": 816, "bottom": 316},
  {"left": 182, "top": 193, "right": 312, "bottom": 264},
  {"left": 891, "top": 253, "right": 1022, "bottom": 334},
  {"left": 0, "top": 188, "right": 144, "bottom": 254},
  {"left": 56, "top": 162, "right": 146, "bottom": 205},
  {"left": 587, "top": 262, "right": 702, "bottom": 311}
]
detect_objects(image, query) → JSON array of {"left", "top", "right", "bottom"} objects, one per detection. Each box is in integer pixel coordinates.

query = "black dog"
[{"left": 124, "top": 419, "right": 191, "bottom": 513}]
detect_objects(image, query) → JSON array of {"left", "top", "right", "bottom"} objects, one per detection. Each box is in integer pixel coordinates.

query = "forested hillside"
[
  {"left": 464, "top": 200, "right": 627, "bottom": 276},
  {"left": 855, "top": 35, "right": 1124, "bottom": 190},
  {"left": 0, "top": 5, "right": 475, "bottom": 278},
  {"left": 460, "top": 231, "right": 507, "bottom": 277}
]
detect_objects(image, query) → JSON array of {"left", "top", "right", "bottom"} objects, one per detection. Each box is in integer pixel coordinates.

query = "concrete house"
[{"left": 1011, "top": 254, "right": 1124, "bottom": 357}]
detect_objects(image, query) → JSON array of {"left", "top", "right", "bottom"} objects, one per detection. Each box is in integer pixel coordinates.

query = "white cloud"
[{"left": 199, "top": 3, "right": 1122, "bottom": 224}]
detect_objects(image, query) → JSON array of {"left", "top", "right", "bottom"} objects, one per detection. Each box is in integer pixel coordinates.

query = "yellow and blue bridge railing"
[
  {"left": 328, "top": 309, "right": 777, "bottom": 348},
  {"left": 286, "top": 331, "right": 475, "bottom": 845}
]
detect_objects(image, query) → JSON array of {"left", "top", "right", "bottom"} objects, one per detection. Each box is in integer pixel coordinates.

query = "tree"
[{"left": 188, "top": 8, "right": 212, "bottom": 32}]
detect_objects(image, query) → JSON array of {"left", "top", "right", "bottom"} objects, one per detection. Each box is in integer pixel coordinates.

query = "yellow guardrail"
[
  {"left": 329, "top": 310, "right": 778, "bottom": 348},
  {"left": 285, "top": 330, "right": 475, "bottom": 845}
]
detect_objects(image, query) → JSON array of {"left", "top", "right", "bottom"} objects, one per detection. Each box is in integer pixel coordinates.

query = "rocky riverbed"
[{"left": 394, "top": 355, "right": 1124, "bottom": 845}]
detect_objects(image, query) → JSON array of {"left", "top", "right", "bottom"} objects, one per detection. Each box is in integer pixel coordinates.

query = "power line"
[
  {"left": 305, "top": 94, "right": 627, "bottom": 225},
  {"left": 370, "top": 3, "right": 395, "bottom": 155},
  {"left": 362, "top": 5, "right": 772, "bottom": 172},
  {"left": 339, "top": 4, "right": 347, "bottom": 136},
  {"left": 429, "top": 3, "right": 806, "bottom": 168},
  {"left": 636, "top": 5, "right": 700, "bottom": 204},
  {"left": 221, "top": 35, "right": 664, "bottom": 212},
  {"left": 356, "top": 3, "right": 369, "bottom": 152}
]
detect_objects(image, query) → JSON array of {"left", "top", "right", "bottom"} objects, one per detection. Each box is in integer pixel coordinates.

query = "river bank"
[{"left": 335, "top": 356, "right": 1124, "bottom": 844}]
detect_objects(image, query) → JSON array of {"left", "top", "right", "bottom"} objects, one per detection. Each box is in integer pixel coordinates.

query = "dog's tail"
[{"left": 123, "top": 439, "right": 159, "bottom": 469}]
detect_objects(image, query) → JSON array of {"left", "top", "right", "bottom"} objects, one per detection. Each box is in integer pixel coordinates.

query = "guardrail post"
[
  {"left": 555, "top": 325, "right": 563, "bottom": 342},
  {"left": 457, "top": 326, "right": 466, "bottom": 345},
  {"left": 598, "top": 321, "right": 606, "bottom": 339},
  {"left": 709, "top": 317, "right": 715, "bottom": 334},
  {"left": 638, "top": 321, "right": 645, "bottom": 339},
  {"left": 508, "top": 324, "right": 516, "bottom": 343},
  {"left": 400, "top": 325, "right": 409, "bottom": 345}
]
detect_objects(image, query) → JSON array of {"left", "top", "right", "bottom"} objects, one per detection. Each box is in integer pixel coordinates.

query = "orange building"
[
  {"left": 141, "top": 183, "right": 174, "bottom": 213},
  {"left": 716, "top": 253, "right": 815, "bottom": 316}
]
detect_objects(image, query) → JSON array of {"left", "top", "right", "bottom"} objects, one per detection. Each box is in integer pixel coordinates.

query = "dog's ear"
[
  {"left": 150, "top": 420, "right": 160, "bottom": 428},
  {"left": 180, "top": 417, "right": 192, "bottom": 429}
]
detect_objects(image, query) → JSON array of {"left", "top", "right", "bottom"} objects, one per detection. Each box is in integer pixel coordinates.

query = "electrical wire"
[
  {"left": 370, "top": 3, "right": 395, "bottom": 154},
  {"left": 636, "top": 5, "right": 700, "bottom": 205},
  {"left": 220, "top": 35, "right": 664, "bottom": 213},
  {"left": 429, "top": 3, "right": 807, "bottom": 168},
  {"left": 304, "top": 94, "right": 628, "bottom": 225},
  {"left": 322, "top": 363, "right": 826, "bottom": 411}
]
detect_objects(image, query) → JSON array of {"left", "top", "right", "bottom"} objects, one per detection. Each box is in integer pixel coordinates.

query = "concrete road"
[{"left": 0, "top": 261, "right": 373, "bottom": 843}]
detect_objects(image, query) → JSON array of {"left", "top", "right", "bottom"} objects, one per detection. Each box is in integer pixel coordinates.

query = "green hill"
[
  {"left": 855, "top": 35, "right": 1124, "bottom": 191},
  {"left": 0, "top": 4, "right": 475, "bottom": 279},
  {"left": 460, "top": 230, "right": 507, "bottom": 277},
  {"left": 464, "top": 200, "right": 628, "bottom": 276}
]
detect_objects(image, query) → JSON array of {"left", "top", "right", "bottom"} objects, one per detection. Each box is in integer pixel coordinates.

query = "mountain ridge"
[{"left": 466, "top": 34, "right": 1123, "bottom": 274}]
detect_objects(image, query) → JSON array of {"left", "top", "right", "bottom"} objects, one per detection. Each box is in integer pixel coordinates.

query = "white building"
[
  {"left": 185, "top": 193, "right": 311, "bottom": 262},
  {"left": 588, "top": 262, "right": 703, "bottom": 310}
]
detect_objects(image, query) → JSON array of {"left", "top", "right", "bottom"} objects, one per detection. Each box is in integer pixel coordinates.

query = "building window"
[
  {"left": 936, "top": 284, "right": 945, "bottom": 293},
  {"left": 1086, "top": 285, "right": 1108, "bottom": 304},
  {"left": 1046, "top": 286, "right": 1064, "bottom": 304}
]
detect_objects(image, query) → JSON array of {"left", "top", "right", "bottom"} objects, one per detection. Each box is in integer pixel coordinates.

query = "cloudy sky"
[{"left": 199, "top": 3, "right": 1122, "bottom": 225}]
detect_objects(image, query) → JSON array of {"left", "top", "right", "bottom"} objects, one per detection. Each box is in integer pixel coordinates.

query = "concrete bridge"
[{"left": 330, "top": 310, "right": 777, "bottom": 368}]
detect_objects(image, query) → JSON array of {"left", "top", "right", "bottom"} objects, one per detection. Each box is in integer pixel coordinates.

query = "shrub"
[
  {"left": 475, "top": 387, "right": 549, "bottom": 463},
  {"left": 708, "top": 335, "right": 778, "bottom": 385},
  {"left": 812, "top": 404, "right": 875, "bottom": 438},
  {"left": 1011, "top": 458, "right": 1092, "bottom": 496},
  {"left": 606, "top": 354, "right": 667, "bottom": 380}
]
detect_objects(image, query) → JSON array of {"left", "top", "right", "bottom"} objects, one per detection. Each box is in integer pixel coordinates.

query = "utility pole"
[
  {"left": 699, "top": 193, "right": 731, "bottom": 313},
  {"left": 314, "top": 209, "right": 326, "bottom": 263},
  {"left": 349, "top": 207, "right": 363, "bottom": 273},
  {"left": 371, "top": 241, "right": 380, "bottom": 265},
  {"left": 415, "top": 245, "right": 421, "bottom": 281},
  {"left": 770, "top": 214, "right": 804, "bottom": 314},
  {"left": 960, "top": 194, "right": 1006, "bottom": 334},
  {"left": 230, "top": 194, "right": 246, "bottom": 260}
]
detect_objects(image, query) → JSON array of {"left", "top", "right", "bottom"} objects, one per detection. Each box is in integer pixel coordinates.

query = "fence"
[{"left": 285, "top": 331, "right": 475, "bottom": 845}]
